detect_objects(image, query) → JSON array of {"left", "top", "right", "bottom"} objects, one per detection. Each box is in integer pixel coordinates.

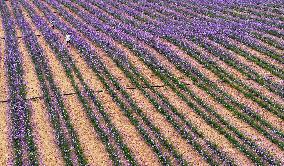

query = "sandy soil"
[
  {"left": 68, "top": 46, "right": 105, "bottom": 92},
  {"left": 0, "top": 40, "right": 7, "bottom": 102},
  {"left": 126, "top": 88, "right": 207, "bottom": 165},
  {"left": 0, "top": 102, "right": 9, "bottom": 165},
  {"left": 162, "top": 40, "right": 284, "bottom": 131},
  {"left": 0, "top": 18, "right": 4, "bottom": 39},
  {"left": 21, "top": 5, "right": 75, "bottom": 97},
  {"left": 157, "top": 86, "right": 253, "bottom": 165},
  {"left": 16, "top": 29, "right": 42, "bottom": 99},
  {"left": 30, "top": 98, "right": 64, "bottom": 166},
  {"left": 97, "top": 90, "right": 160, "bottom": 166},
  {"left": 229, "top": 37, "right": 284, "bottom": 71},
  {"left": 64, "top": 95, "right": 112, "bottom": 166},
  {"left": 206, "top": 38, "right": 283, "bottom": 83}
]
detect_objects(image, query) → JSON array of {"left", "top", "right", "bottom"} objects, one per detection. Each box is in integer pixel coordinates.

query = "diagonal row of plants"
[
  {"left": 2, "top": 0, "right": 283, "bottom": 165},
  {"left": 187, "top": 1, "right": 284, "bottom": 62},
  {"left": 146, "top": 0, "right": 284, "bottom": 96},
  {"left": 115, "top": 0, "right": 284, "bottom": 119},
  {"left": 127, "top": 0, "right": 284, "bottom": 82},
  {"left": 109, "top": 0, "right": 283, "bottom": 147},
  {"left": 171, "top": 0, "right": 284, "bottom": 36}
]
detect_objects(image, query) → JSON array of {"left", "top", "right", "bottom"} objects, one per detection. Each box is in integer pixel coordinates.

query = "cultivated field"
[{"left": 0, "top": 0, "right": 283, "bottom": 165}]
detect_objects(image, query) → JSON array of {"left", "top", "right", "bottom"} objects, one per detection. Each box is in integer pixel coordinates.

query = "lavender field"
[{"left": 0, "top": 0, "right": 283, "bottom": 165}]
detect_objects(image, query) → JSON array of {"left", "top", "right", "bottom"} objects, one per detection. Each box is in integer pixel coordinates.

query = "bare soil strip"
[
  {"left": 206, "top": 38, "right": 283, "bottom": 83},
  {"left": 68, "top": 47, "right": 105, "bottom": 92},
  {"left": 168, "top": 38, "right": 284, "bottom": 105},
  {"left": 66, "top": 3, "right": 284, "bottom": 163},
  {"left": 1, "top": 0, "right": 281, "bottom": 165},
  {"left": 0, "top": 103, "right": 9, "bottom": 165},
  {"left": 54, "top": 4, "right": 253, "bottom": 164},
  {"left": 97, "top": 90, "right": 160, "bottom": 166},
  {"left": 0, "top": 22, "right": 8, "bottom": 101},
  {"left": 73, "top": 1, "right": 284, "bottom": 162},
  {"left": 21, "top": 6, "right": 84, "bottom": 164},
  {"left": 160, "top": 40, "right": 284, "bottom": 130},
  {"left": 16, "top": 26, "right": 42, "bottom": 99},
  {"left": 65, "top": 2, "right": 165, "bottom": 87},
  {"left": 157, "top": 86, "right": 253, "bottom": 165},
  {"left": 21, "top": 7, "right": 75, "bottom": 96},
  {"left": 64, "top": 95, "right": 112, "bottom": 165},
  {"left": 106, "top": 0, "right": 283, "bottom": 104},
  {"left": 42, "top": 1, "right": 136, "bottom": 89},
  {"left": 125, "top": 88, "right": 207, "bottom": 165},
  {"left": 30, "top": 99, "right": 64, "bottom": 166},
  {"left": 228, "top": 37, "right": 284, "bottom": 71},
  {"left": 0, "top": 19, "right": 4, "bottom": 38},
  {"left": 69, "top": 45, "right": 160, "bottom": 165}
]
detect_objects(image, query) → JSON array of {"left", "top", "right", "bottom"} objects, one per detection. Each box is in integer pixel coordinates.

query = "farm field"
[{"left": 0, "top": 0, "right": 283, "bottom": 165}]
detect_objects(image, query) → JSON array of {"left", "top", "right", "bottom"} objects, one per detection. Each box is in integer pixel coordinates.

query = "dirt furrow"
[
  {"left": 21, "top": 6, "right": 83, "bottom": 165},
  {"left": 70, "top": 60, "right": 132, "bottom": 164},
  {"left": 30, "top": 99, "right": 64, "bottom": 166},
  {"left": 72, "top": 48, "right": 160, "bottom": 165},
  {"left": 49, "top": 3, "right": 200, "bottom": 164},
  {"left": 206, "top": 37, "right": 283, "bottom": 84},
  {"left": 10, "top": 0, "right": 284, "bottom": 165},
  {"left": 97, "top": 91, "right": 160, "bottom": 166},
  {"left": 0, "top": 102, "right": 9, "bottom": 165},
  {"left": 21, "top": 5, "right": 75, "bottom": 96},
  {"left": 45, "top": 1, "right": 136, "bottom": 90},
  {"left": 185, "top": 82, "right": 284, "bottom": 160},
  {"left": 228, "top": 37, "right": 284, "bottom": 71},
  {"left": 175, "top": 84, "right": 284, "bottom": 163},
  {"left": 126, "top": 88, "right": 207, "bottom": 165},
  {"left": 77, "top": 2, "right": 284, "bottom": 161},
  {"left": 157, "top": 39, "right": 284, "bottom": 132},
  {"left": 0, "top": 15, "right": 8, "bottom": 101},
  {"left": 0, "top": 19, "right": 4, "bottom": 38},
  {"left": 172, "top": 38, "right": 284, "bottom": 105},
  {"left": 16, "top": 25, "right": 42, "bottom": 100},
  {"left": 64, "top": 95, "right": 112, "bottom": 165},
  {"left": 157, "top": 86, "right": 253, "bottom": 165}
]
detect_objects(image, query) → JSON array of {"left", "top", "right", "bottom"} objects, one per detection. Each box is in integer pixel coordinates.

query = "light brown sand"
[
  {"left": 126, "top": 88, "right": 207, "bottom": 165},
  {"left": 30, "top": 98, "right": 64, "bottom": 166},
  {"left": 0, "top": 40, "right": 7, "bottom": 102},
  {"left": 64, "top": 95, "right": 112, "bottom": 166},
  {"left": 0, "top": 103, "right": 9, "bottom": 165}
]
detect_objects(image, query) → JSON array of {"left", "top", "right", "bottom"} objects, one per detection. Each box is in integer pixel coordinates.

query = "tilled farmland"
[{"left": 0, "top": 0, "right": 283, "bottom": 165}]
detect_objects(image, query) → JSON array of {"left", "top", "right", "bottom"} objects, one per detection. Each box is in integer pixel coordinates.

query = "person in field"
[{"left": 65, "top": 34, "right": 71, "bottom": 46}]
